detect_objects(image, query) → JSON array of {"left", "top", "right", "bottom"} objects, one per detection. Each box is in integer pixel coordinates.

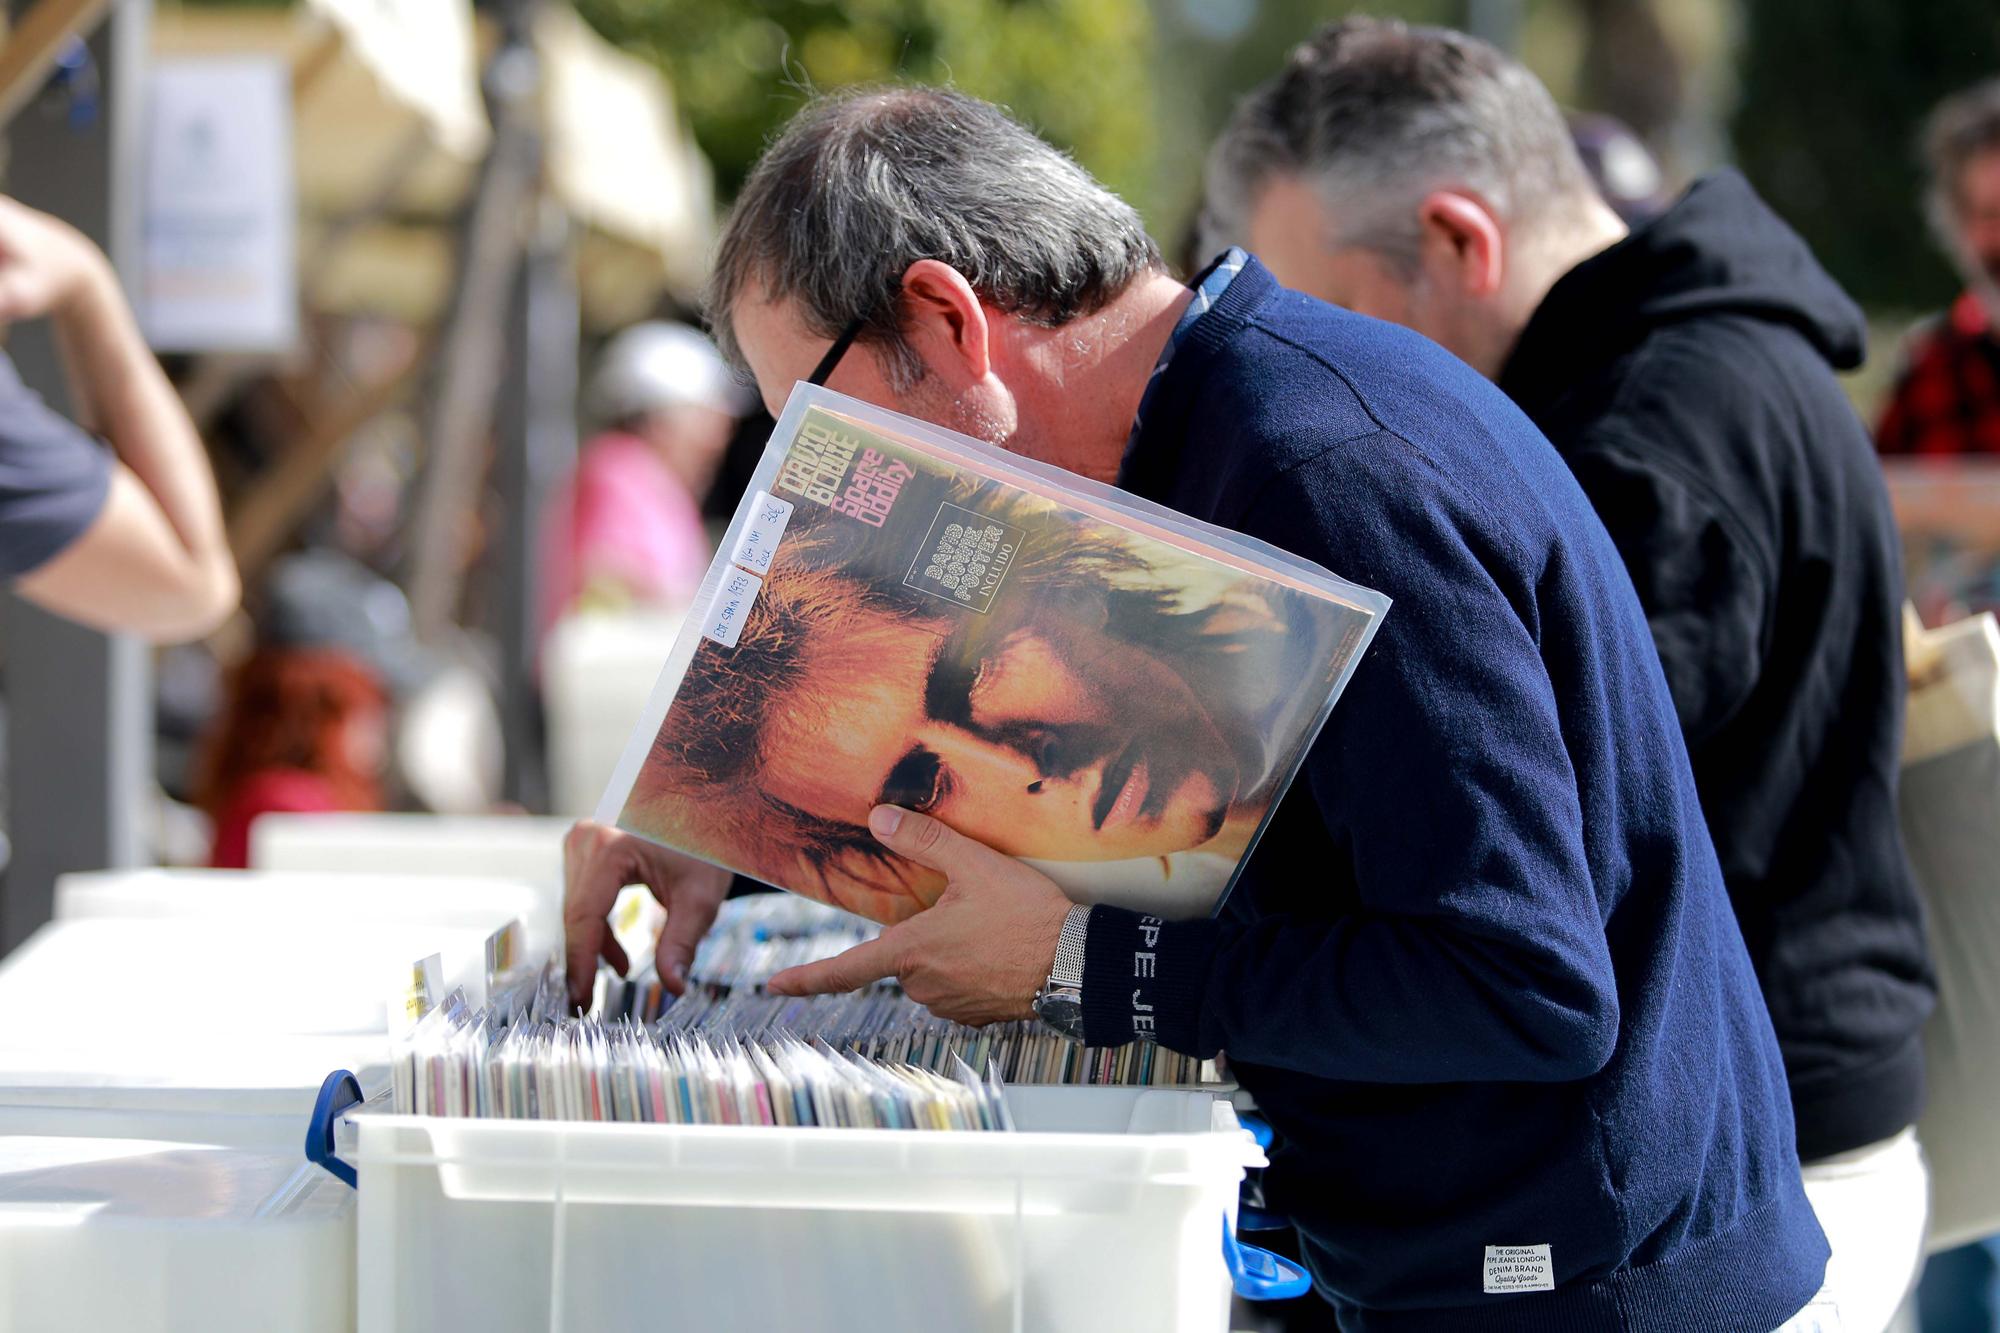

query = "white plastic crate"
[
  {"left": 248, "top": 813, "right": 572, "bottom": 892},
  {"left": 0, "top": 1038, "right": 390, "bottom": 1152},
  {"left": 0, "top": 913, "right": 510, "bottom": 1153},
  {"left": 0, "top": 917, "right": 503, "bottom": 1036},
  {"left": 0, "top": 1136, "right": 353, "bottom": 1333},
  {"left": 542, "top": 609, "right": 686, "bottom": 817},
  {"left": 56, "top": 865, "right": 559, "bottom": 963},
  {"left": 315, "top": 1079, "right": 1296, "bottom": 1333}
]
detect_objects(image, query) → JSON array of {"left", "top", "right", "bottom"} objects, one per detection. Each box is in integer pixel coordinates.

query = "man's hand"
[
  {"left": 563, "top": 819, "right": 733, "bottom": 1010},
  {"left": 767, "top": 806, "right": 1074, "bottom": 1025},
  {"left": 0, "top": 196, "right": 109, "bottom": 325}
]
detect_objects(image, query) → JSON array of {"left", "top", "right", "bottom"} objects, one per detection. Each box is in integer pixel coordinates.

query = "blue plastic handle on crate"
[
  {"left": 306, "top": 1070, "right": 363, "bottom": 1190},
  {"left": 1223, "top": 1215, "right": 1313, "bottom": 1301},
  {"left": 1237, "top": 1201, "right": 1292, "bottom": 1233},
  {"left": 1239, "top": 1111, "right": 1275, "bottom": 1151}
]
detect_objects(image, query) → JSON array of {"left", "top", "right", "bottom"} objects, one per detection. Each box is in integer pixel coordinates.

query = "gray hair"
[
  {"left": 707, "top": 88, "right": 1161, "bottom": 388},
  {"left": 1201, "top": 18, "right": 1598, "bottom": 274},
  {"left": 1923, "top": 78, "right": 2000, "bottom": 253}
]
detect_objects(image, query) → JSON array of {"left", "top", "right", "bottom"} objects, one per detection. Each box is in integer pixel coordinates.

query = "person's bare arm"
[{"left": 0, "top": 196, "right": 238, "bottom": 640}]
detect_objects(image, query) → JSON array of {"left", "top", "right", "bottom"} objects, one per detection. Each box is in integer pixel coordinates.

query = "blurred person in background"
[
  {"left": 0, "top": 195, "right": 236, "bottom": 639},
  {"left": 1568, "top": 112, "right": 1670, "bottom": 226},
  {"left": 1203, "top": 20, "right": 1934, "bottom": 1331},
  {"left": 194, "top": 552, "right": 415, "bottom": 868},
  {"left": 1878, "top": 78, "right": 2000, "bottom": 457},
  {"left": 1878, "top": 65, "right": 2000, "bottom": 1333},
  {"left": 538, "top": 321, "right": 749, "bottom": 638}
]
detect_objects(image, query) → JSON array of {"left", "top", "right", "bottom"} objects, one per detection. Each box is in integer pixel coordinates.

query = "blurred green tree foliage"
[
  {"left": 574, "top": 0, "right": 1158, "bottom": 216},
  {"left": 1146, "top": 0, "right": 1460, "bottom": 248},
  {"left": 1733, "top": 0, "right": 2000, "bottom": 312}
]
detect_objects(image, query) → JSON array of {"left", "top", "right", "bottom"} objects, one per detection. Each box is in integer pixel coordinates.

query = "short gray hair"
[
  {"left": 1923, "top": 78, "right": 2000, "bottom": 251},
  {"left": 1201, "top": 18, "right": 1597, "bottom": 273},
  {"left": 707, "top": 88, "right": 1161, "bottom": 388}
]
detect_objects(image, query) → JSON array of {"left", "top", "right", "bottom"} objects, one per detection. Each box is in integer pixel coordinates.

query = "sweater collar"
[
  {"left": 1125, "top": 248, "right": 1249, "bottom": 456},
  {"left": 1116, "top": 255, "right": 1281, "bottom": 501}
]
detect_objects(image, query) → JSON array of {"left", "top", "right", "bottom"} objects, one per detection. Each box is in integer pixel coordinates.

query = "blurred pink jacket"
[{"left": 539, "top": 431, "right": 710, "bottom": 639}]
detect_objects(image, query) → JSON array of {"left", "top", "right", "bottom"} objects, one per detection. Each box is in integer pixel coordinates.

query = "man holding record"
[{"left": 566, "top": 89, "right": 1830, "bottom": 1331}]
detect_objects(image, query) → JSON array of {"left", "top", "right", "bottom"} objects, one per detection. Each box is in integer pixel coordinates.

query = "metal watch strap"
[{"left": 1050, "top": 903, "right": 1091, "bottom": 991}]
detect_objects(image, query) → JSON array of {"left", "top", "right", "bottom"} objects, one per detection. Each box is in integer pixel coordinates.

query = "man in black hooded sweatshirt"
[{"left": 1203, "top": 18, "right": 1936, "bottom": 1332}]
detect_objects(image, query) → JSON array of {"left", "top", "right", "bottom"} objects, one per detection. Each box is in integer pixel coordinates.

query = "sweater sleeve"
[
  {"left": 1561, "top": 429, "right": 1771, "bottom": 746},
  {"left": 1079, "top": 438, "right": 1620, "bottom": 1084}
]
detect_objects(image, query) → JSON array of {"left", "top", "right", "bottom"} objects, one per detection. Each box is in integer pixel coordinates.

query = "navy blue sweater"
[{"left": 1085, "top": 259, "right": 1828, "bottom": 1331}]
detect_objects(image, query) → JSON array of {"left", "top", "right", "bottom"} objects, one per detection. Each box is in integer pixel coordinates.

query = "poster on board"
[{"left": 141, "top": 56, "right": 297, "bottom": 353}]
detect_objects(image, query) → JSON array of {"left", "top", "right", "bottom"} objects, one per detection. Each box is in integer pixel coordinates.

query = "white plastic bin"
[
  {"left": 0, "top": 915, "right": 510, "bottom": 1152},
  {"left": 0, "top": 1037, "right": 390, "bottom": 1152},
  {"left": 0, "top": 1136, "right": 353, "bottom": 1333},
  {"left": 0, "top": 917, "right": 505, "bottom": 1035},
  {"left": 541, "top": 610, "right": 685, "bottom": 817},
  {"left": 248, "top": 813, "right": 572, "bottom": 891},
  {"left": 55, "top": 865, "right": 558, "bottom": 963},
  {"left": 321, "top": 1082, "right": 1280, "bottom": 1333}
]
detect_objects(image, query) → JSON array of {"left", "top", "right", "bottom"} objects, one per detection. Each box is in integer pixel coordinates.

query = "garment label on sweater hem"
[{"left": 1483, "top": 1245, "right": 1554, "bottom": 1294}]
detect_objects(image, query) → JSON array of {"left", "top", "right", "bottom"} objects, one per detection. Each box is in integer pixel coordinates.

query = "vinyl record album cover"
[{"left": 597, "top": 385, "right": 1389, "bottom": 924}]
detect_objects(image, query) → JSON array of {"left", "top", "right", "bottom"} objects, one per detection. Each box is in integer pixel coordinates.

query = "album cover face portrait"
[{"left": 610, "top": 395, "right": 1384, "bottom": 924}]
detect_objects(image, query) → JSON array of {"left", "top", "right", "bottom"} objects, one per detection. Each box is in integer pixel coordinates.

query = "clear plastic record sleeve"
[{"left": 596, "top": 384, "right": 1390, "bottom": 925}]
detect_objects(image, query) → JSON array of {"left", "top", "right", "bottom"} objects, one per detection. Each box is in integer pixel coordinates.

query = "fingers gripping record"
[{"left": 563, "top": 820, "right": 732, "bottom": 1010}]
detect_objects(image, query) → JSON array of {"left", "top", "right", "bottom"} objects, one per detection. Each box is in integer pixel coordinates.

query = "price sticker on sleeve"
[
  {"left": 729, "top": 491, "right": 794, "bottom": 575},
  {"left": 700, "top": 567, "right": 764, "bottom": 648}
]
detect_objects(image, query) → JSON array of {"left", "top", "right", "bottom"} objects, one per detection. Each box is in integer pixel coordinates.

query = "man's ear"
[
  {"left": 898, "top": 258, "right": 992, "bottom": 382},
  {"left": 1414, "top": 191, "right": 1505, "bottom": 299}
]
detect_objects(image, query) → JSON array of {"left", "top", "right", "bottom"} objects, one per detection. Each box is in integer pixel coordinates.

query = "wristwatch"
[{"left": 1032, "top": 903, "right": 1093, "bottom": 1040}]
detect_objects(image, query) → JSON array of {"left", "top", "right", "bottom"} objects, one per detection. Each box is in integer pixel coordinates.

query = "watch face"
[{"left": 1033, "top": 990, "right": 1086, "bottom": 1041}]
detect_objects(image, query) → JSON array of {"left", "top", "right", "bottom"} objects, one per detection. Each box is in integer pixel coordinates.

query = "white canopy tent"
[{"left": 150, "top": 0, "right": 714, "bottom": 328}]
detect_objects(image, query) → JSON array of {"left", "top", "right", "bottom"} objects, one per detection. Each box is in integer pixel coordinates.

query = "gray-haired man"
[
  {"left": 567, "top": 86, "right": 1833, "bottom": 1331},
  {"left": 1204, "top": 18, "right": 1934, "bottom": 1331}
]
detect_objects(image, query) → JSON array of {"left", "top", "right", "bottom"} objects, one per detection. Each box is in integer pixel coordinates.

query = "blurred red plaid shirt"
[{"left": 1878, "top": 291, "right": 2000, "bottom": 455}]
